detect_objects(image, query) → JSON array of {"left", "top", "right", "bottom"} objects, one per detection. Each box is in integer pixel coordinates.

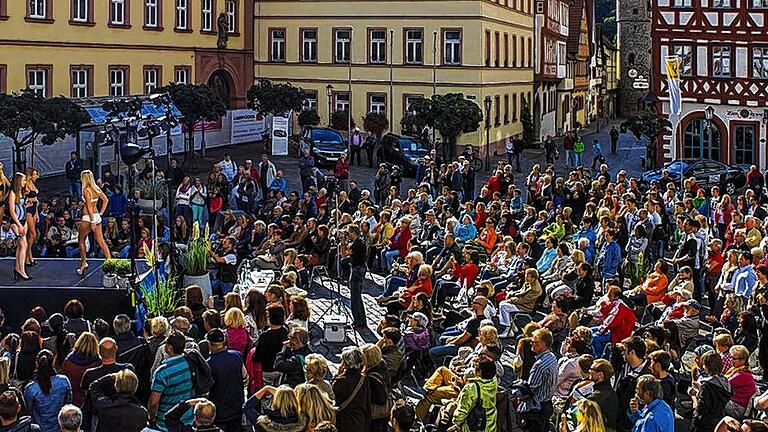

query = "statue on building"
[{"left": 217, "top": 12, "right": 229, "bottom": 49}]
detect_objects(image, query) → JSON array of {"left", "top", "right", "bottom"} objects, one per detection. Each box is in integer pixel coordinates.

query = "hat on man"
[{"left": 684, "top": 299, "right": 702, "bottom": 311}]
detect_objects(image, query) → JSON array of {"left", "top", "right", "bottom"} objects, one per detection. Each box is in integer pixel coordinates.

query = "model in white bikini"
[{"left": 77, "top": 170, "right": 112, "bottom": 275}]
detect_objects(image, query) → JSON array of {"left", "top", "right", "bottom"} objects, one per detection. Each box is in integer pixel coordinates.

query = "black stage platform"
[{"left": 0, "top": 258, "right": 135, "bottom": 328}]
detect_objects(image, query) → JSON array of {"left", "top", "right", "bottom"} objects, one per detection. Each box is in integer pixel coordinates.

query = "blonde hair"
[
  {"left": 73, "top": 332, "right": 99, "bottom": 358},
  {"left": 224, "top": 308, "right": 245, "bottom": 329},
  {"left": 151, "top": 316, "right": 170, "bottom": 337},
  {"left": 478, "top": 325, "right": 499, "bottom": 346},
  {"left": 360, "top": 343, "right": 383, "bottom": 368},
  {"left": 80, "top": 170, "right": 103, "bottom": 196},
  {"left": 114, "top": 369, "right": 139, "bottom": 395},
  {"left": 575, "top": 399, "right": 605, "bottom": 432},
  {"left": 714, "top": 333, "right": 735, "bottom": 349},
  {"left": 522, "top": 322, "right": 541, "bottom": 338},
  {"left": 0, "top": 357, "right": 9, "bottom": 384},
  {"left": 296, "top": 383, "right": 335, "bottom": 427},
  {"left": 271, "top": 385, "right": 299, "bottom": 418},
  {"left": 304, "top": 353, "right": 330, "bottom": 381}
]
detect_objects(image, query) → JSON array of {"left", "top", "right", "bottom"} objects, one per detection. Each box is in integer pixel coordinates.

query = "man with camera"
[{"left": 347, "top": 224, "right": 368, "bottom": 328}]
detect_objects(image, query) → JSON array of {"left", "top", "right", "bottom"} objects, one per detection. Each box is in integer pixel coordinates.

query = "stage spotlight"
[{"left": 120, "top": 142, "right": 153, "bottom": 166}]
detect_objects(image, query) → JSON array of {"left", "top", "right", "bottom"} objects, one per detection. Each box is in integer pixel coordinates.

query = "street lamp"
[
  {"left": 704, "top": 105, "right": 715, "bottom": 121},
  {"left": 484, "top": 95, "right": 492, "bottom": 172},
  {"left": 326, "top": 84, "right": 334, "bottom": 126}
]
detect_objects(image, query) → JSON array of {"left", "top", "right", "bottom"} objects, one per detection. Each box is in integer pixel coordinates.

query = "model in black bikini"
[{"left": 24, "top": 168, "right": 40, "bottom": 267}]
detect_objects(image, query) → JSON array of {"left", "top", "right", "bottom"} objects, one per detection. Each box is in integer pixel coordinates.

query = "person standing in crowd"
[
  {"left": 563, "top": 131, "right": 575, "bottom": 168},
  {"left": 88, "top": 369, "right": 148, "bottom": 432},
  {"left": 65, "top": 153, "right": 84, "bottom": 201},
  {"left": 298, "top": 150, "right": 315, "bottom": 194},
  {"left": 148, "top": 332, "right": 194, "bottom": 432},
  {"left": 203, "top": 329, "right": 244, "bottom": 432},
  {"left": 610, "top": 125, "right": 620, "bottom": 154},
  {"left": 24, "top": 350, "right": 72, "bottom": 432},
  {"left": 218, "top": 154, "right": 236, "bottom": 183},
  {"left": 347, "top": 225, "right": 368, "bottom": 328},
  {"left": 165, "top": 398, "right": 220, "bottom": 432},
  {"left": 57, "top": 405, "right": 82, "bottom": 432},
  {"left": 616, "top": 336, "right": 650, "bottom": 432},
  {"left": 8, "top": 173, "right": 30, "bottom": 281},
  {"left": 349, "top": 128, "right": 364, "bottom": 166},
  {"left": 258, "top": 154, "right": 276, "bottom": 201},
  {"left": 332, "top": 347, "right": 370, "bottom": 432},
  {"left": 211, "top": 237, "right": 238, "bottom": 296},
  {"left": 524, "top": 329, "right": 558, "bottom": 432}
]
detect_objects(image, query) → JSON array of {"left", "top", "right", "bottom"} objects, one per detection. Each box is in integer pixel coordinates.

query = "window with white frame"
[
  {"left": 405, "top": 29, "right": 423, "bottom": 64},
  {"left": 443, "top": 30, "right": 461, "bottom": 65},
  {"left": 175, "top": 0, "right": 187, "bottom": 29},
  {"left": 335, "top": 29, "right": 351, "bottom": 63},
  {"left": 302, "top": 29, "right": 317, "bottom": 62},
  {"left": 712, "top": 0, "right": 731, "bottom": 7},
  {"left": 712, "top": 46, "right": 731, "bottom": 77},
  {"left": 753, "top": 0, "right": 768, "bottom": 7},
  {"left": 27, "top": 69, "right": 47, "bottom": 97},
  {"left": 29, "top": 0, "right": 46, "bottom": 18},
  {"left": 369, "top": 30, "right": 386, "bottom": 64},
  {"left": 753, "top": 47, "right": 768, "bottom": 78},
  {"left": 201, "top": 0, "right": 213, "bottom": 31},
  {"left": 404, "top": 95, "right": 422, "bottom": 115},
  {"left": 303, "top": 93, "right": 318, "bottom": 111},
  {"left": 673, "top": 45, "right": 693, "bottom": 76},
  {"left": 110, "top": 0, "right": 125, "bottom": 24},
  {"left": 226, "top": 0, "right": 235, "bottom": 33},
  {"left": 673, "top": 0, "right": 692, "bottom": 6},
  {"left": 335, "top": 93, "right": 350, "bottom": 112},
  {"left": 369, "top": 94, "right": 386, "bottom": 114},
  {"left": 144, "top": 68, "right": 159, "bottom": 94},
  {"left": 110, "top": 68, "right": 126, "bottom": 97},
  {"left": 73, "top": 0, "right": 88, "bottom": 21},
  {"left": 175, "top": 67, "right": 189, "bottom": 84},
  {"left": 72, "top": 69, "right": 88, "bottom": 98},
  {"left": 270, "top": 29, "right": 286, "bottom": 62},
  {"left": 145, "top": 0, "right": 158, "bottom": 27}
]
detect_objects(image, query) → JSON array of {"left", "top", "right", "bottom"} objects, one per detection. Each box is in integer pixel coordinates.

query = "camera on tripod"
[{"left": 324, "top": 175, "right": 339, "bottom": 195}]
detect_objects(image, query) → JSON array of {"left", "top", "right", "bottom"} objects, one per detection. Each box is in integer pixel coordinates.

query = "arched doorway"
[
  {"left": 682, "top": 118, "right": 721, "bottom": 161},
  {"left": 208, "top": 69, "right": 234, "bottom": 109}
]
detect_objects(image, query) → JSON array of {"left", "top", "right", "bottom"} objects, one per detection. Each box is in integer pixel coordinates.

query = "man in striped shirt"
[
  {"left": 149, "top": 332, "right": 195, "bottom": 431},
  {"left": 526, "top": 328, "right": 558, "bottom": 432}
]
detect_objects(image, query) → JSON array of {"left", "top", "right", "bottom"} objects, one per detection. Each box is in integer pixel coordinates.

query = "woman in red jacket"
[
  {"left": 591, "top": 285, "right": 636, "bottom": 358},
  {"left": 386, "top": 264, "right": 434, "bottom": 315},
  {"left": 433, "top": 249, "right": 480, "bottom": 309},
  {"left": 380, "top": 217, "right": 412, "bottom": 272}
]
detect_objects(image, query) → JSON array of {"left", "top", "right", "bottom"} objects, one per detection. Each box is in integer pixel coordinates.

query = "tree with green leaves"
[
  {"left": 409, "top": 93, "right": 483, "bottom": 159},
  {"left": 520, "top": 97, "right": 536, "bottom": 145},
  {"left": 363, "top": 112, "right": 389, "bottom": 138},
  {"left": 157, "top": 83, "right": 227, "bottom": 158},
  {"left": 0, "top": 90, "right": 89, "bottom": 173},
  {"left": 247, "top": 79, "right": 306, "bottom": 117},
  {"left": 331, "top": 110, "right": 355, "bottom": 131},
  {"left": 400, "top": 113, "right": 427, "bottom": 136},
  {"left": 298, "top": 109, "right": 321, "bottom": 128},
  {"left": 621, "top": 113, "right": 672, "bottom": 169}
]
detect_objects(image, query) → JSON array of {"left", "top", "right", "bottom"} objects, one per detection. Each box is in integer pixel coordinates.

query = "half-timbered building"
[{"left": 654, "top": 0, "right": 768, "bottom": 169}]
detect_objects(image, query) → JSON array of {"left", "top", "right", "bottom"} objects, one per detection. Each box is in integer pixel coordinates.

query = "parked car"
[
  {"left": 300, "top": 127, "right": 347, "bottom": 165},
  {"left": 380, "top": 133, "right": 432, "bottom": 176},
  {"left": 640, "top": 159, "right": 746, "bottom": 195}
]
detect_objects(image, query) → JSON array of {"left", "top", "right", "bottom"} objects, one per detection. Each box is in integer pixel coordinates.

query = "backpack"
[
  {"left": 466, "top": 381, "right": 487, "bottom": 432},
  {"left": 183, "top": 349, "right": 214, "bottom": 396}
]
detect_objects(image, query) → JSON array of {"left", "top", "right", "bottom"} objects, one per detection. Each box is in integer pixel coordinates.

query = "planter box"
[
  {"left": 103, "top": 273, "right": 118, "bottom": 288},
  {"left": 184, "top": 273, "right": 212, "bottom": 299}
]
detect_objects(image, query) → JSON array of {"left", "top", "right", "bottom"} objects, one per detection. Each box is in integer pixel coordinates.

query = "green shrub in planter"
[{"left": 102, "top": 258, "right": 132, "bottom": 276}]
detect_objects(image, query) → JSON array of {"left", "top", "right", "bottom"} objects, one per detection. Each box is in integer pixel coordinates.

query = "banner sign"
[
  {"left": 182, "top": 118, "right": 222, "bottom": 133},
  {"left": 665, "top": 56, "right": 682, "bottom": 116},
  {"left": 271, "top": 113, "right": 290, "bottom": 156},
  {"left": 230, "top": 109, "right": 267, "bottom": 144}
]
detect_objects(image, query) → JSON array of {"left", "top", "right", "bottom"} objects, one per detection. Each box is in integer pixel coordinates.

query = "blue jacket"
[
  {"left": 454, "top": 223, "right": 477, "bottom": 243},
  {"left": 573, "top": 227, "right": 597, "bottom": 262},
  {"left": 24, "top": 375, "right": 72, "bottom": 432},
  {"left": 732, "top": 264, "right": 757, "bottom": 299},
  {"left": 107, "top": 191, "right": 129, "bottom": 216},
  {"left": 629, "top": 398, "right": 674, "bottom": 432},
  {"left": 269, "top": 177, "right": 287, "bottom": 193},
  {"left": 536, "top": 247, "right": 557, "bottom": 274},
  {"left": 599, "top": 240, "right": 622, "bottom": 278}
]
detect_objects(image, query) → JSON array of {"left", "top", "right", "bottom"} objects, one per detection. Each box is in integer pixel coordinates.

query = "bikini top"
[{"left": 26, "top": 190, "right": 38, "bottom": 199}]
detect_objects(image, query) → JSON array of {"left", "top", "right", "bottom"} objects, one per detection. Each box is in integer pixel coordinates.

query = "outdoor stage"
[{"left": 0, "top": 258, "right": 135, "bottom": 328}]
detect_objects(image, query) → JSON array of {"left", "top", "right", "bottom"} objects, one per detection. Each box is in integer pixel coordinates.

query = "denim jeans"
[
  {"left": 381, "top": 249, "right": 400, "bottom": 272},
  {"left": 429, "top": 329, "right": 464, "bottom": 367},
  {"left": 574, "top": 152, "right": 582, "bottom": 167},
  {"left": 68, "top": 179, "right": 82, "bottom": 200},
  {"left": 383, "top": 275, "right": 406, "bottom": 297},
  {"left": 212, "top": 280, "right": 234, "bottom": 296},
  {"left": 591, "top": 327, "right": 611, "bottom": 358},
  {"left": 191, "top": 203, "right": 207, "bottom": 227},
  {"left": 564, "top": 150, "right": 575, "bottom": 167},
  {"left": 66, "top": 245, "right": 80, "bottom": 258}
]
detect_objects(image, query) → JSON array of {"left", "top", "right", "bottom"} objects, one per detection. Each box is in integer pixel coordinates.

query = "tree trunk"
[{"left": 13, "top": 146, "right": 26, "bottom": 174}]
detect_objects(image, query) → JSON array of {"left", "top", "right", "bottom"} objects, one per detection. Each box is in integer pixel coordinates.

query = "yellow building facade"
[
  {"left": 254, "top": 0, "right": 535, "bottom": 153},
  {"left": 0, "top": 0, "right": 253, "bottom": 107}
]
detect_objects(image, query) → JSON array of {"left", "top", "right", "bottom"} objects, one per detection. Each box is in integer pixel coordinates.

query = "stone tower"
[{"left": 616, "top": 0, "right": 652, "bottom": 117}]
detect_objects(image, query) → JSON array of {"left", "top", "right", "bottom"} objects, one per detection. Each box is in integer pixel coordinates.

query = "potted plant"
[
  {"left": 181, "top": 222, "right": 213, "bottom": 298},
  {"left": 136, "top": 178, "right": 169, "bottom": 214},
  {"left": 102, "top": 258, "right": 132, "bottom": 288},
  {"left": 140, "top": 273, "right": 180, "bottom": 317}
]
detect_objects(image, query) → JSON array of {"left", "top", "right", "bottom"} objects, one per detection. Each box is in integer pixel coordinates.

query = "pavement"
[{"left": 37, "top": 118, "right": 646, "bottom": 202}]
